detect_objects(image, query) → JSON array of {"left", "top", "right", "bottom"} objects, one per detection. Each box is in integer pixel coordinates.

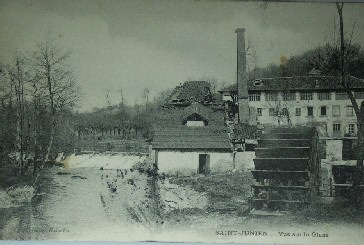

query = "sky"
[{"left": 1, "top": 0, "right": 364, "bottom": 111}]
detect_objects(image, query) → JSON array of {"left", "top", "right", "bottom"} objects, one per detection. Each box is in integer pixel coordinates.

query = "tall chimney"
[{"left": 235, "top": 28, "right": 249, "bottom": 124}]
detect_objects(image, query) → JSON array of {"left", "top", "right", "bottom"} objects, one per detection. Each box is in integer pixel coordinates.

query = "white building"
[
  {"left": 152, "top": 103, "right": 234, "bottom": 176},
  {"left": 219, "top": 75, "right": 364, "bottom": 160},
  {"left": 220, "top": 75, "right": 364, "bottom": 138}
]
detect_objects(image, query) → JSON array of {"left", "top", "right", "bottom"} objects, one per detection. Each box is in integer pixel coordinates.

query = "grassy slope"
[{"left": 169, "top": 171, "right": 255, "bottom": 212}]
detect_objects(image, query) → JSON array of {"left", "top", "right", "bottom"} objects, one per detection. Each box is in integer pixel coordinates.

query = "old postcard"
[{"left": 0, "top": 0, "right": 364, "bottom": 244}]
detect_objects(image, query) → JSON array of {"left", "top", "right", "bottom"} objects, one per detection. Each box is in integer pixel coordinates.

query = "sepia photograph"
[{"left": 0, "top": 0, "right": 363, "bottom": 244}]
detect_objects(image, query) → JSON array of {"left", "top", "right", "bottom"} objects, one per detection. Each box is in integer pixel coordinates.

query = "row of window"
[
  {"left": 249, "top": 91, "right": 364, "bottom": 102},
  {"left": 256, "top": 105, "right": 355, "bottom": 117},
  {"left": 333, "top": 123, "right": 356, "bottom": 135}
]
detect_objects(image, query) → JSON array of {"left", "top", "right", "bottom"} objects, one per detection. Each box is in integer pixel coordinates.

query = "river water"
[
  {"left": 2, "top": 154, "right": 363, "bottom": 244},
  {"left": 2, "top": 160, "right": 160, "bottom": 241}
]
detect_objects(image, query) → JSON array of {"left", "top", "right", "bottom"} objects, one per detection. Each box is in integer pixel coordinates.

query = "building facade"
[
  {"left": 219, "top": 75, "right": 364, "bottom": 139},
  {"left": 151, "top": 103, "right": 234, "bottom": 176}
]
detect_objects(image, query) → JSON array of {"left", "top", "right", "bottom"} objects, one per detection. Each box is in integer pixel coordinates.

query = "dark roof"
[
  {"left": 168, "top": 81, "right": 211, "bottom": 103},
  {"left": 153, "top": 103, "right": 231, "bottom": 150},
  {"left": 219, "top": 76, "right": 364, "bottom": 93},
  {"left": 180, "top": 102, "right": 215, "bottom": 121},
  {"left": 156, "top": 102, "right": 226, "bottom": 128},
  {"left": 231, "top": 123, "right": 259, "bottom": 140},
  {"left": 249, "top": 76, "right": 364, "bottom": 91},
  {"left": 153, "top": 127, "right": 231, "bottom": 150}
]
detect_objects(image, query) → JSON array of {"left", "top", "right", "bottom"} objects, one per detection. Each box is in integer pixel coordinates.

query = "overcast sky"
[{"left": 1, "top": 0, "right": 364, "bottom": 111}]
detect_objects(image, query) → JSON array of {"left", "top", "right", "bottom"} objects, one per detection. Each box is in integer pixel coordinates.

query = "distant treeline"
[
  {"left": 74, "top": 102, "right": 162, "bottom": 142},
  {"left": 248, "top": 43, "right": 364, "bottom": 79}
]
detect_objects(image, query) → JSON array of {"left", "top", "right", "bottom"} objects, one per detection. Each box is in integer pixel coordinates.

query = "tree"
[
  {"left": 0, "top": 63, "right": 17, "bottom": 167},
  {"left": 142, "top": 87, "right": 150, "bottom": 107},
  {"left": 335, "top": 3, "right": 364, "bottom": 208},
  {"left": 7, "top": 55, "right": 30, "bottom": 174},
  {"left": 32, "top": 38, "right": 80, "bottom": 161}
]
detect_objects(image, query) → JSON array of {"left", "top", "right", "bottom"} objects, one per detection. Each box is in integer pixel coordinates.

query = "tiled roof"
[
  {"left": 153, "top": 103, "right": 231, "bottom": 150},
  {"left": 168, "top": 81, "right": 211, "bottom": 103},
  {"left": 156, "top": 103, "right": 226, "bottom": 128},
  {"left": 153, "top": 126, "right": 231, "bottom": 150},
  {"left": 249, "top": 76, "right": 364, "bottom": 91},
  {"left": 219, "top": 76, "right": 364, "bottom": 92}
]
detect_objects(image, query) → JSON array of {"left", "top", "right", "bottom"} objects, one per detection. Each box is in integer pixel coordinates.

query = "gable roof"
[
  {"left": 249, "top": 76, "right": 364, "bottom": 91},
  {"left": 180, "top": 102, "right": 214, "bottom": 121},
  {"left": 219, "top": 76, "right": 364, "bottom": 93},
  {"left": 156, "top": 102, "right": 226, "bottom": 128},
  {"left": 153, "top": 103, "right": 231, "bottom": 150},
  {"left": 152, "top": 126, "right": 231, "bottom": 150},
  {"left": 167, "top": 81, "right": 212, "bottom": 103}
]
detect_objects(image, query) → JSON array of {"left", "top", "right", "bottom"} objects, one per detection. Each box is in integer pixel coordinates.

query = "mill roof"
[
  {"left": 218, "top": 76, "right": 364, "bottom": 93},
  {"left": 167, "top": 80, "right": 212, "bottom": 103},
  {"left": 156, "top": 102, "right": 226, "bottom": 127},
  {"left": 152, "top": 126, "right": 231, "bottom": 150},
  {"left": 153, "top": 103, "right": 231, "bottom": 150}
]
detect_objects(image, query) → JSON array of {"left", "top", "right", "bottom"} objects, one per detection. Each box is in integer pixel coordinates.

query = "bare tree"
[
  {"left": 117, "top": 88, "right": 124, "bottom": 105},
  {"left": 0, "top": 65, "right": 14, "bottom": 167},
  {"left": 7, "top": 55, "right": 29, "bottom": 174},
  {"left": 142, "top": 87, "right": 150, "bottom": 107},
  {"left": 32, "top": 38, "right": 80, "bottom": 161},
  {"left": 335, "top": 3, "right": 364, "bottom": 208},
  {"left": 105, "top": 89, "right": 111, "bottom": 107}
]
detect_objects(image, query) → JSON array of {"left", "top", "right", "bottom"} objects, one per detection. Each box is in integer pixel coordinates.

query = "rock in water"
[
  {"left": 71, "top": 175, "right": 87, "bottom": 180},
  {"left": 57, "top": 171, "right": 71, "bottom": 175}
]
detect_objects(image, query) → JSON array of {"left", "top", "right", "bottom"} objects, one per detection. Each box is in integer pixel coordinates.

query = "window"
[
  {"left": 282, "top": 108, "right": 289, "bottom": 116},
  {"left": 266, "top": 92, "right": 278, "bottom": 101},
  {"left": 253, "top": 79, "right": 263, "bottom": 86},
  {"left": 336, "top": 92, "right": 348, "bottom": 100},
  {"left": 257, "top": 108, "right": 262, "bottom": 116},
  {"left": 333, "top": 123, "right": 341, "bottom": 132},
  {"left": 355, "top": 92, "right": 364, "bottom": 99},
  {"left": 186, "top": 121, "right": 205, "bottom": 127},
  {"left": 307, "top": 107, "right": 314, "bottom": 116},
  {"left": 269, "top": 108, "right": 275, "bottom": 116},
  {"left": 282, "top": 92, "right": 295, "bottom": 101},
  {"left": 318, "top": 92, "right": 331, "bottom": 100},
  {"left": 249, "top": 92, "right": 261, "bottom": 101},
  {"left": 320, "top": 106, "right": 327, "bottom": 116},
  {"left": 300, "top": 92, "right": 313, "bottom": 100},
  {"left": 346, "top": 106, "right": 354, "bottom": 116},
  {"left": 332, "top": 105, "right": 340, "bottom": 116},
  {"left": 348, "top": 124, "right": 355, "bottom": 134},
  {"left": 184, "top": 113, "right": 208, "bottom": 126},
  {"left": 295, "top": 108, "right": 301, "bottom": 116}
]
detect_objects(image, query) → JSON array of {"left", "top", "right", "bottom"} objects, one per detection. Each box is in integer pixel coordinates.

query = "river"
[
  {"left": 2, "top": 153, "right": 161, "bottom": 241},
  {"left": 1, "top": 153, "right": 363, "bottom": 244}
]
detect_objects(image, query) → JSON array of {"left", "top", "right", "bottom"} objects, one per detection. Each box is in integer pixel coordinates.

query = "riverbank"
[
  {"left": 0, "top": 161, "right": 48, "bottom": 240},
  {"left": 0, "top": 184, "right": 35, "bottom": 239}
]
